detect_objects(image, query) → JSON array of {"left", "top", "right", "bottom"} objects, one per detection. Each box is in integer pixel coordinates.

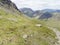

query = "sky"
[{"left": 11, "top": 0, "right": 60, "bottom": 10}]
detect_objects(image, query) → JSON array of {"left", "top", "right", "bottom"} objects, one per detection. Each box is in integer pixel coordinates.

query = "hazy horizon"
[{"left": 11, "top": 0, "right": 60, "bottom": 10}]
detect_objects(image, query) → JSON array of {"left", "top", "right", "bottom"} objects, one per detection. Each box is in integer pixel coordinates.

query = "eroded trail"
[{"left": 48, "top": 27, "right": 60, "bottom": 45}]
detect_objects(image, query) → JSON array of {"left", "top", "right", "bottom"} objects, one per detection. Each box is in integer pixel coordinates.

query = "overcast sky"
[{"left": 11, "top": 0, "right": 60, "bottom": 10}]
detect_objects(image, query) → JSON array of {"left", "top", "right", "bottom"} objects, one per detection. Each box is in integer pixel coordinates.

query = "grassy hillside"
[{"left": 0, "top": 0, "right": 58, "bottom": 45}]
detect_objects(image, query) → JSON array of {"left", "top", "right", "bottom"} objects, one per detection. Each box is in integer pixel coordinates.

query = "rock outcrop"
[{"left": 0, "top": 0, "right": 18, "bottom": 10}]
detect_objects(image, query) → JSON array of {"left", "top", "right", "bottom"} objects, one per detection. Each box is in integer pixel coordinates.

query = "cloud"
[{"left": 11, "top": 0, "right": 60, "bottom": 10}]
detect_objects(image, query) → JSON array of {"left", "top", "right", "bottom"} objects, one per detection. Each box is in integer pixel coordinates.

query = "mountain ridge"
[{"left": 20, "top": 8, "right": 60, "bottom": 19}]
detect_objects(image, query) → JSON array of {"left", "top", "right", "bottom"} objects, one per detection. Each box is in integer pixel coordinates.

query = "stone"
[
  {"left": 23, "top": 34, "right": 28, "bottom": 39},
  {"left": 35, "top": 24, "right": 42, "bottom": 27}
]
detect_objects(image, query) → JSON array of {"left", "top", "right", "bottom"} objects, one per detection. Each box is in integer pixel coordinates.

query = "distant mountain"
[
  {"left": 20, "top": 8, "right": 60, "bottom": 20},
  {"left": 39, "top": 12, "right": 52, "bottom": 19},
  {"left": 20, "top": 8, "right": 34, "bottom": 17},
  {"left": 41, "top": 9, "right": 56, "bottom": 13},
  {"left": 41, "top": 9, "right": 60, "bottom": 12}
]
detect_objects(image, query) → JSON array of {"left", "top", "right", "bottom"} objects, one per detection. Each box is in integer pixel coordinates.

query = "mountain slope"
[
  {"left": 20, "top": 8, "right": 34, "bottom": 17},
  {"left": 0, "top": 0, "right": 58, "bottom": 45}
]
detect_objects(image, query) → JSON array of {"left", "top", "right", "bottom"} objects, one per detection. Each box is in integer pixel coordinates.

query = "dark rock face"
[
  {"left": 1, "top": 0, "right": 12, "bottom": 5},
  {"left": 0, "top": 0, "right": 18, "bottom": 10},
  {"left": 39, "top": 12, "right": 52, "bottom": 19}
]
